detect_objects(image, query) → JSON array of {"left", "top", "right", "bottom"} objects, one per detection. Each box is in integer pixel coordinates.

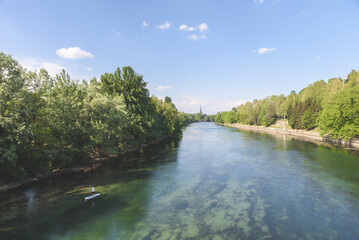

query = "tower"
[{"left": 200, "top": 105, "right": 202, "bottom": 115}]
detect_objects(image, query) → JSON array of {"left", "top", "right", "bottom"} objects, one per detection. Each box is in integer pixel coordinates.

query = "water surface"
[{"left": 1, "top": 122, "right": 359, "bottom": 239}]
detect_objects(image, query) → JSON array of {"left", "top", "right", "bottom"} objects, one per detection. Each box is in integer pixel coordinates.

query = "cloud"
[
  {"left": 56, "top": 47, "right": 94, "bottom": 59},
  {"left": 179, "top": 24, "right": 196, "bottom": 31},
  {"left": 179, "top": 23, "right": 209, "bottom": 32},
  {"left": 175, "top": 100, "right": 207, "bottom": 113},
  {"left": 253, "top": 47, "right": 276, "bottom": 54},
  {"left": 316, "top": 56, "right": 321, "bottom": 60},
  {"left": 142, "top": 20, "right": 149, "bottom": 28},
  {"left": 188, "top": 34, "right": 199, "bottom": 41},
  {"left": 204, "top": 99, "right": 249, "bottom": 114},
  {"left": 255, "top": 0, "right": 264, "bottom": 4},
  {"left": 173, "top": 96, "right": 204, "bottom": 110},
  {"left": 173, "top": 95, "right": 249, "bottom": 114},
  {"left": 188, "top": 34, "right": 206, "bottom": 41},
  {"left": 197, "top": 23, "right": 209, "bottom": 32},
  {"left": 220, "top": 99, "right": 248, "bottom": 110},
  {"left": 156, "top": 21, "right": 171, "bottom": 30},
  {"left": 158, "top": 85, "right": 171, "bottom": 90},
  {"left": 41, "top": 62, "right": 64, "bottom": 75},
  {"left": 179, "top": 22, "right": 209, "bottom": 41},
  {"left": 17, "top": 57, "right": 65, "bottom": 76}
]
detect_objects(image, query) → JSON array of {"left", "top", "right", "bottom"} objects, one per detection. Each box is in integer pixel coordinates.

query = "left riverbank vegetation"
[
  {"left": 0, "top": 52, "right": 198, "bottom": 181},
  {"left": 215, "top": 70, "right": 359, "bottom": 141}
]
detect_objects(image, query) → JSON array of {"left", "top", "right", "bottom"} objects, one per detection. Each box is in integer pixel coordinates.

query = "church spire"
[{"left": 200, "top": 105, "right": 202, "bottom": 114}]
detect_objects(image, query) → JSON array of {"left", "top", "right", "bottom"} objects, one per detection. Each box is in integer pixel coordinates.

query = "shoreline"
[
  {"left": 223, "top": 123, "right": 359, "bottom": 150},
  {"left": 0, "top": 138, "right": 168, "bottom": 193}
]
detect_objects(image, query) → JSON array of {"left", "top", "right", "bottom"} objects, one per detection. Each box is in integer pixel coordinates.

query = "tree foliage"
[
  {"left": 318, "top": 88, "right": 359, "bottom": 140},
  {"left": 215, "top": 68, "right": 359, "bottom": 141},
  {"left": 0, "top": 52, "right": 195, "bottom": 180}
]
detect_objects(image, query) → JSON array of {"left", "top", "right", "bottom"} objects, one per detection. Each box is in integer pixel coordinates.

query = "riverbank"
[
  {"left": 0, "top": 138, "right": 167, "bottom": 193},
  {"left": 223, "top": 123, "right": 359, "bottom": 150}
]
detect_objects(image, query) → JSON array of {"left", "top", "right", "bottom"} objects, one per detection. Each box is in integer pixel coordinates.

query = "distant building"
[{"left": 200, "top": 105, "right": 202, "bottom": 115}]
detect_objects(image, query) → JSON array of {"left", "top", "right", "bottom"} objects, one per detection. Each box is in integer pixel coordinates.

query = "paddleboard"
[{"left": 84, "top": 193, "right": 100, "bottom": 200}]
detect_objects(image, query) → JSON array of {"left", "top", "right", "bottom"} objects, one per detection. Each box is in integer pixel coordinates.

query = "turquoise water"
[{"left": 1, "top": 122, "right": 359, "bottom": 239}]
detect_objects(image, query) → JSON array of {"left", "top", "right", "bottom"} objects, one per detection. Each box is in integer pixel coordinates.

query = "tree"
[
  {"left": 165, "top": 96, "right": 172, "bottom": 103},
  {"left": 260, "top": 101, "right": 276, "bottom": 127},
  {"left": 100, "top": 67, "right": 153, "bottom": 144},
  {"left": 301, "top": 98, "right": 321, "bottom": 130},
  {"left": 318, "top": 87, "right": 359, "bottom": 140},
  {"left": 0, "top": 52, "right": 28, "bottom": 178},
  {"left": 0, "top": 52, "right": 191, "bottom": 181},
  {"left": 82, "top": 81, "right": 131, "bottom": 155},
  {"left": 44, "top": 70, "right": 87, "bottom": 168}
]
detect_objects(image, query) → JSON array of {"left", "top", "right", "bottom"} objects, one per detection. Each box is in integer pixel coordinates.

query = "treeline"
[
  {"left": 185, "top": 113, "right": 215, "bottom": 122},
  {"left": 215, "top": 70, "right": 359, "bottom": 140},
  {"left": 0, "top": 52, "right": 194, "bottom": 180}
]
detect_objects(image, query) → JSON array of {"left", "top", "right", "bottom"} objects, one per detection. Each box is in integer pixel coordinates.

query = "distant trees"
[
  {"left": 0, "top": 52, "right": 194, "bottom": 181},
  {"left": 215, "top": 70, "right": 359, "bottom": 141}
]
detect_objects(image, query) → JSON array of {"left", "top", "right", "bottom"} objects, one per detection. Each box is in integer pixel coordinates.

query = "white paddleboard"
[{"left": 84, "top": 193, "right": 100, "bottom": 200}]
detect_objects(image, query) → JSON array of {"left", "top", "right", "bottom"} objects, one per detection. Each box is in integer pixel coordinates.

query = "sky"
[{"left": 1, "top": 0, "right": 359, "bottom": 114}]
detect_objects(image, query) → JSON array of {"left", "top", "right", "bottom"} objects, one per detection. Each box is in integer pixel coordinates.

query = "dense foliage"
[
  {"left": 215, "top": 70, "right": 359, "bottom": 140},
  {"left": 0, "top": 52, "right": 195, "bottom": 180}
]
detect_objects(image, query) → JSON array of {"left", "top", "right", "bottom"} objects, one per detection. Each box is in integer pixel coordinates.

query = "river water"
[{"left": 1, "top": 122, "right": 359, "bottom": 239}]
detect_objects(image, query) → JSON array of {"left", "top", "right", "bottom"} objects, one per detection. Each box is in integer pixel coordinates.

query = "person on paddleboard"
[{"left": 92, "top": 186, "right": 95, "bottom": 195}]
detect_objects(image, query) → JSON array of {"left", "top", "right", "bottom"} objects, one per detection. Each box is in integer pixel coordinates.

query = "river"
[{"left": 1, "top": 122, "right": 359, "bottom": 239}]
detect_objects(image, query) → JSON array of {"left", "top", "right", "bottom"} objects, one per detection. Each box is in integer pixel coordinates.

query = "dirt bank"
[{"left": 223, "top": 123, "right": 359, "bottom": 150}]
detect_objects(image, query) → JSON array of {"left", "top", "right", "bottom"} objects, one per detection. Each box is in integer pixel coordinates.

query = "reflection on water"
[
  {"left": 25, "top": 188, "right": 36, "bottom": 213},
  {"left": 1, "top": 123, "right": 359, "bottom": 239}
]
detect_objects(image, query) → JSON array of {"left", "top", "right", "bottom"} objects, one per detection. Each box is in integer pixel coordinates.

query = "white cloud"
[
  {"left": 179, "top": 23, "right": 208, "bottom": 32},
  {"left": 142, "top": 20, "right": 149, "bottom": 28},
  {"left": 116, "top": 32, "right": 121, "bottom": 37},
  {"left": 56, "top": 47, "right": 94, "bottom": 59},
  {"left": 179, "top": 24, "right": 188, "bottom": 30},
  {"left": 316, "top": 56, "right": 321, "bottom": 60},
  {"left": 255, "top": 0, "right": 264, "bottom": 4},
  {"left": 175, "top": 100, "right": 207, "bottom": 113},
  {"left": 180, "top": 22, "right": 209, "bottom": 41},
  {"left": 157, "top": 85, "right": 171, "bottom": 90},
  {"left": 257, "top": 47, "right": 276, "bottom": 54},
  {"left": 17, "top": 57, "right": 65, "bottom": 76},
  {"left": 156, "top": 21, "right": 171, "bottom": 30},
  {"left": 197, "top": 23, "right": 209, "bottom": 32},
  {"left": 188, "top": 34, "right": 206, "bottom": 41},
  {"left": 179, "top": 24, "right": 196, "bottom": 31},
  {"left": 41, "top": 62, "right": 64, "bottom": 75},
  {"left": 202, "top": 99, "right": 249, "bottom": 114},
  {"left": 219, "top": 100, "right": 248, "bottom": 111},
  {"left": 173, "top": 95, "right": 249, "bottom": 114},
  {"left": 188, "top": 34, "right": 199, "bottom": 41}
]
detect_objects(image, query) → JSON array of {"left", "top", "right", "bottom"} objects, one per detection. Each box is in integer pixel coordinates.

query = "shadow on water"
[{"left": 0, "top": 137, "right": 181, "bottom": 240}]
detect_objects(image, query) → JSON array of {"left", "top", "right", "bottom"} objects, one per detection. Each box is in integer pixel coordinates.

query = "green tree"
[
  {"left": 82, "top": 81, "right": 131, "bottom": 155},
  {"left": 0, "top": 52, "right": 28, "bottom": 178},
  {"left": 318, "top": 87, "right": 359, "bottom": 140},
  {"left": 301, "top": 98, "right": 321, "bottom": 130},
  {"left": 100, "top": 67, "right": 153, "bottom": 144}
]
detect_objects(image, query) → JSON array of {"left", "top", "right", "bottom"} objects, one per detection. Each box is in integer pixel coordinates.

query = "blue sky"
[{"left": 1, "top": 0, "right": 359, "bottom": 114}]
